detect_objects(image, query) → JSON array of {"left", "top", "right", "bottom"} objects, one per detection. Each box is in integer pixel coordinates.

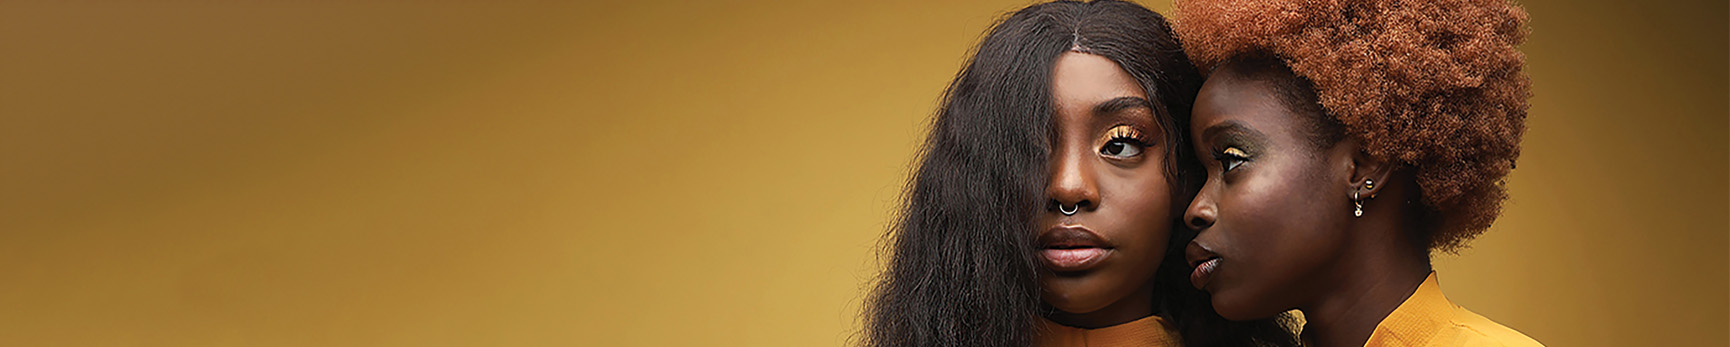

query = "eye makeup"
[
  {"left": 1104, "top": 124, "right": 1149, "bottom": 143},
  {"left": 1212, "top": 145, "right": 1251, "bottom": 172},
  {"left": 1200, "top": 121, "right": 1268, "bottom": 174},
  {"left": 1098, "top": 124, "right": 1152, "bottom": 159}
]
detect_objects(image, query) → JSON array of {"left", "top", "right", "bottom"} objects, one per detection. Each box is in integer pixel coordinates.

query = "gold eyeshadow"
[
  {"left": 1104, "top": 125, "right": 1145, "bottom": 142},
  {"left": 1222, "top": 147, "right": 1249, "bottom": 158}
]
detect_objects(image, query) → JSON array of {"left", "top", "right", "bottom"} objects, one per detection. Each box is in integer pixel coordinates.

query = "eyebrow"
[
  {"left": 1093, "top": 96, "right": 1153, "bottom": 115},
  {"left": 1201, "top": 120, "right": 1268, "bottom": 143}
]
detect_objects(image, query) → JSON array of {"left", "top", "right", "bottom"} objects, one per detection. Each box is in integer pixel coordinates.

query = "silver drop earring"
[{"left": 1352, "top": 190, "right": 1363, "bottom": 217}]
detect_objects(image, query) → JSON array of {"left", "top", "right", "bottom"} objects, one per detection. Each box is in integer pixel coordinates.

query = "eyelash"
[
  {"left": 1211, "top": 146, "right": 1250, "bottom": 172},
  {"left": 1100, "top": 126, "right": 1151, "bottom": 159},
  {"left": 1108, "top": 134, "right": 1149, "bottom": 145},
  {"left": 1107, "top": 125, "right": 1146, "bottom": 140}
]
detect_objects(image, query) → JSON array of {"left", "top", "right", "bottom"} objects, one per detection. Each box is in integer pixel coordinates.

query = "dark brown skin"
[
  {"left": 1182, "top": 65, "right": 1433, "bottom": 347},
  {"left": 1037, "top": 52, "right": 1177, "bottom": 329}
]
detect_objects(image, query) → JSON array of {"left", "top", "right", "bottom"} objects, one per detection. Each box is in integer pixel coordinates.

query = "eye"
[
  {"left": 1214, "top": 147, "right": 1250, "bottom": 172},
  {"left": 1099, "top": 125, "right": 1147, "bottom": 159},
  {"left": 1100, "top": 139, "right": 1143, "bottom": 158}
]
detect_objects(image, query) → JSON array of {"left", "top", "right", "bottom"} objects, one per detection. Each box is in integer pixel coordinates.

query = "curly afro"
[{"left": 1172, "top": 0, "right": 1531, "bottom": 252}]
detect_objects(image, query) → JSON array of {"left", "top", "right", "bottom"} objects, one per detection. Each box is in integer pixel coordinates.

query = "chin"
[
  {"left": 1041, "top": 283, "right": 1112, "bottom": 314},
  {"left": 1043, "top": 292, "right": 1103, "bottom": 314},
  {"left": 1210, "top": 298, "right": 1257, "bottom": 321},
  {"left": 1209, "top": 287, "right": 1279, "bottom": 321}
]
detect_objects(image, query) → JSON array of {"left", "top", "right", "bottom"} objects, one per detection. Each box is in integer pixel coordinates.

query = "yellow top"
[
  {"left": 1363, "top": 272, "right": 1544, "bottom": 347},
  {"left": 1035, "top": 314, "right": 1181, "bottom": 347}
]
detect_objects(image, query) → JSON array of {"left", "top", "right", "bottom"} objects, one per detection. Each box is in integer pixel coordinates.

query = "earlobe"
[
  {"left": 1331, "top": 138, "right": 1394, "bottom": 217},
  {"left": 1347, "top": 149, "right": 1391, "bottom": 218},
  {"left": 1350, "top": 148, "right": 1396, "bottom": 200}
]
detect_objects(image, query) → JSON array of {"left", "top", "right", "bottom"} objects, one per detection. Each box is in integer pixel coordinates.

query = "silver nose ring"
[{"left": 1059, "top": 204, "right": 1079, "bottom": 216}]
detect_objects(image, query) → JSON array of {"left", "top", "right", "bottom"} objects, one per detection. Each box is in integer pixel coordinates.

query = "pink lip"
[
  {"left": 1041, "top": 248, "right": 1111, "bottom": 271},
  {"left": 1038, "top": 225, "right": 1114, "bottom": 272},
  {"left": 1190, "top": 257, "right": 1219, "bottom": 290},
  {"left": 1185, "top": 241, "right": 1221, "bottom": 290}
]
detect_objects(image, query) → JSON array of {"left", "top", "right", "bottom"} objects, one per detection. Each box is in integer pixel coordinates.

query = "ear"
[{"left": 1348, "top": 143, "right": 1396, "bottom": 200}]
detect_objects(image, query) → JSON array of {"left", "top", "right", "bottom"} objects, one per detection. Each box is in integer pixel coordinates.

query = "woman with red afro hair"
[{"left": 1170, "top": 0, "right": 1542, "bottom": 346}]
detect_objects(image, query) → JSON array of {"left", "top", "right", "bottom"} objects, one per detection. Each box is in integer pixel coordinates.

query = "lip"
[
  {"left": 1185, "top": 241, "right": 1221, "bottom": 290},
  {"left": 1038, "top": 225, "right": 1115, "bottom": 272}
]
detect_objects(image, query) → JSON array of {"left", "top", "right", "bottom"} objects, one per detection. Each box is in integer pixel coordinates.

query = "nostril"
[{"left": 1187, "top": 216, "right": 1210, "bottom": 229}]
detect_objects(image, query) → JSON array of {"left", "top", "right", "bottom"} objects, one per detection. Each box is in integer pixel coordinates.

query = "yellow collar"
[
  {"left": 1363, "top": 272, "right": 1454, "bottom": 346},
  {"left": 1035, "top": 314, "right": 1180, "bottom": 347}
]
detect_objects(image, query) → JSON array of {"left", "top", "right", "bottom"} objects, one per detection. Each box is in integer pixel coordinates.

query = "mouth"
[
  {"left": 1185, "top": 241, "right": 1221, "bottom": 290},
  {"left": 1037, "top": 225, "right": 1114, "bottom": 272}
]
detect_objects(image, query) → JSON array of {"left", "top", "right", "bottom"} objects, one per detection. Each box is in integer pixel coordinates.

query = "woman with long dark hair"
[
  {"left": 863, "top": 1, "right": 1295, "bottom": 346},
  {"left": 1171, "top": 0, "right": 1541, "bottom": 346}
]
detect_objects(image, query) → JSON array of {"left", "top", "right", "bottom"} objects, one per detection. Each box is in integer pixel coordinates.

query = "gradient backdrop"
[{"left": 1, "top": 1, "right": 1724, "bottom": 346}]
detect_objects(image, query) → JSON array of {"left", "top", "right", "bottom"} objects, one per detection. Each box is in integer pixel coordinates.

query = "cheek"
[
  {"left": 1232, "top": 179, "right": 1333, "bottom": 255},
  {"left": 1085, "top": 166, "right": 1174, "bottom": 284},
  {"left": 1215, "top": 165, "right": 1349, "bottom": 295},
  {"left": 1105, "top": 167, "right": 1175, "bottom": 245}
]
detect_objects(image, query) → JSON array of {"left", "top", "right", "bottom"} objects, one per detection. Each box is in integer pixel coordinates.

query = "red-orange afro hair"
[{"left": 1173, "top": 0, "right": 1531, "bottom": 251}]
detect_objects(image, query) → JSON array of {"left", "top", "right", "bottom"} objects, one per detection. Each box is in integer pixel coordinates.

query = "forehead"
[
  {"left": 1191, "top": 71, "right": 1304, "bottom": 140},
  {"left": 1050, "top": 52, "right": 1146, "bottom": 109}
]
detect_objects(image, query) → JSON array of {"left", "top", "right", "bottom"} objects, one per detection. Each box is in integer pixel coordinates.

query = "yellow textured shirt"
[
  {"left": 1035, "top": 315, "right": 1181, "bottom": 347},
  {"left": 1362, "top": 273, "right": 1544, "bottom": 347}
]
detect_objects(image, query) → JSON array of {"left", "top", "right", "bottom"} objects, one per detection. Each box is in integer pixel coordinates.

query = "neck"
[{"left": 1298, "top": 196, "right": 1432, "bottom": 347}]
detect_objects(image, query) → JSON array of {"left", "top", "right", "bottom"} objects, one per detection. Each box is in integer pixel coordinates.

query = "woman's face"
[
  {"left": 1182, "top": 67, "right": 1354, "bottom": 320},
  {"left": 1036, "top": 52, "right": 1176, "bottom": 326}
]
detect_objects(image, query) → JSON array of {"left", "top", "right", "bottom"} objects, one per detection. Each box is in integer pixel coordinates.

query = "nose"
[
  {"left": 1185, "top": 184, "right": 1217, "bottom": 230},
  {"left": 1047, "top": 146, "right": 1100, "bottom": 214}
]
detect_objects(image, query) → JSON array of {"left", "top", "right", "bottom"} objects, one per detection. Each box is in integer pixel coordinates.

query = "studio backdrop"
[{"left": 0, "top": 0, "right": 1724, "bottom": 346}]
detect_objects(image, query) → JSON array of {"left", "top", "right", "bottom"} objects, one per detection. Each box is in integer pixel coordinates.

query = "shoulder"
[{"left": 1446, "top": 304, "right": 1544, "bottom": 347}]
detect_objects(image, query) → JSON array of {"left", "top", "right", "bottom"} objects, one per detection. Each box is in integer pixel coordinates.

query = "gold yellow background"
[{"left": 1, "top": 1, "right": 1723, "bottom": 346}]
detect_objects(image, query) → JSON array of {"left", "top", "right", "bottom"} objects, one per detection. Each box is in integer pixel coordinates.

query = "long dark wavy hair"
[{"left": 863, "top": 1, "right": 1298, "bottom": 346}]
